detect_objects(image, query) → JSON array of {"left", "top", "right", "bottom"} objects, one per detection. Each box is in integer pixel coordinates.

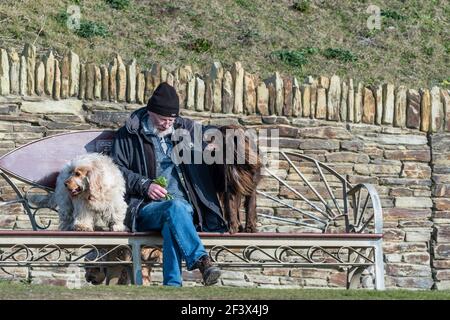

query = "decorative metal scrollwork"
[
  {"left": 256, "top": 151, "right": 383, "bottom": 234},
  {"left": 0, "top": 244, "right": 135, "bottom": 267},
  {"left": 0, "top": 243, "right": 374, "bottom": 268},
  {"left": 35, "top": 244, "right": 63, "bottom": 262},
  {"left": 24, "top": 186, "right": 56, "bottom": 230},
  {"left": 1, "top": 244, "right": 34, "bottom": 265},
  {"left": 208, "top": 245, "right": 374, "bottom": 267}
]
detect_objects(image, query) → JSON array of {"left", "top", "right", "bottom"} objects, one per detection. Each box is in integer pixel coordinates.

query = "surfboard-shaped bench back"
[{"left": 0, "top": 130, "right": 115, "bottom": 190}]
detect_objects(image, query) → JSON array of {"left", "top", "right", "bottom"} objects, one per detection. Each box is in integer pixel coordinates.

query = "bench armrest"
[{"left": 346, "top": 183, "right": 383, "bottom": 234}]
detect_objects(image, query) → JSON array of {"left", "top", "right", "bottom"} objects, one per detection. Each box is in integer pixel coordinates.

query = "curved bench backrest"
[
  {"left": 0, "top": 130, "right": 115, "bottom": 190},
  {"left": 258, "top": 151, "right": 382, "bottom": 234}
]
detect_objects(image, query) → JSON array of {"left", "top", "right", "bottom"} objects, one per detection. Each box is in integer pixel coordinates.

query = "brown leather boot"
[{"left": 196, "top": 255, "right": 221, "bottom": 286}]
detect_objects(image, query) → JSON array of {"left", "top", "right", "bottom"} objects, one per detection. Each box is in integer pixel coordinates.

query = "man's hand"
[{"left": 147, "top": 183, "right": 168, "bottom": 200}]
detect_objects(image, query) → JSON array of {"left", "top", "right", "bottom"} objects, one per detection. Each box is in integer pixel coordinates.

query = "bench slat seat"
[
  {"left": 0, "top": 230, "right": 383, "bottom": 239},
  {"left": 0, "top": 230, "right": 383, "bottom": 247}
]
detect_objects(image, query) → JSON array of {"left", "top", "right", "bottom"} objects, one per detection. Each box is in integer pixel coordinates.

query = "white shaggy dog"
[{"left": 46, "top": 153, "right": 128, "bottom": 232}]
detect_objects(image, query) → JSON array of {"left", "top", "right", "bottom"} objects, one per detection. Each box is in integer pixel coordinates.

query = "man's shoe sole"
[{"left": 203, "top": 268, "right": 221, "bottom": 286}]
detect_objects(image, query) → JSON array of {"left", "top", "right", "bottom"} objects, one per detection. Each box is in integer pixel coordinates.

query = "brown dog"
[
  {"left": 84, "top": 247, "right": 161, "bottom": 285},
  {"left": 208, "top": 125, "right": 262, "bottom": 234}
]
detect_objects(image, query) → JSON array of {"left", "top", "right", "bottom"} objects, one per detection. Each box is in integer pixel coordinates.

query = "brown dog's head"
[
  {"left": 84, "top": 265, "right": 107, "bottom": 285},
  {"left": 215, "top": 125, "right": 262, "bottom": 195},
  {"left": 84, "top": 249, "right": 107, "bottom": 285},
  {"left": 84, "top": 248, "right": 133, "bottom": 285},
  {"left": 64, "top": 166, "right": 91, "bottom": 197}
]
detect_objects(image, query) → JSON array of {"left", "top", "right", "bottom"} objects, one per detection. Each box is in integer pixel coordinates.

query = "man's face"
[{"left": 148, "top": 111, "right": 176, "bottom": 132}]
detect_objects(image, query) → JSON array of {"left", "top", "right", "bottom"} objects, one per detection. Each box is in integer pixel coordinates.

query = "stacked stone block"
[
  {"left": 431, "top": 133, "right": 450, "bottom": 290},
  {"left": 0, "top": 44, "right": 449, "bottom": 135}
]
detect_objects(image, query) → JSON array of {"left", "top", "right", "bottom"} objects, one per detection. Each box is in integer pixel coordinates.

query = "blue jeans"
[{"left": 136, "top": 199, "right": 207, "bottom": 286}]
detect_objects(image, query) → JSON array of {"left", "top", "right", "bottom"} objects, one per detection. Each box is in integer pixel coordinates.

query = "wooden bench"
[{"left": 0, "top": 130, "right": 385, "bottom": 289}]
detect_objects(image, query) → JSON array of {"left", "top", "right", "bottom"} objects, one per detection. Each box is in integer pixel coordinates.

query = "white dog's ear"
[{"left": 87, "top": 168, "right": 102, "bottom": 199}]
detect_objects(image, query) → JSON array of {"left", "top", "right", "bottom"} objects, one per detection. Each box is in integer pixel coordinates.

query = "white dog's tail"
[{"left": 26, "top": 193, "right": 58, "bottom": 210}]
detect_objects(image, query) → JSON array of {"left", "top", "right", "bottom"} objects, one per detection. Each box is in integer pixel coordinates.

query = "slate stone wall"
[{"left": 1, "top": 43, "right": 450, "bottom": 289}]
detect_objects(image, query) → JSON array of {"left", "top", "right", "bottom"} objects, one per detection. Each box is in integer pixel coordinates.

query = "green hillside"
[{"left": 0, "top": 0, "right": 448, "bottom": 88}]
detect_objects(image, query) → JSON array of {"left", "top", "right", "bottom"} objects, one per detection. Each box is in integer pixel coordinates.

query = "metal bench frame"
[
  {"left": 0, "top": 231, "right": 384, "bottom": 289},
  {"left": 0, "top": 130, "right": 385, "bottom": 290}
]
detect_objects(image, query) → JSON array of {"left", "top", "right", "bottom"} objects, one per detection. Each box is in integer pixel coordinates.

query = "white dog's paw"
[
  {"left": 110, "top": 224, "right": 126, "bottom": 232},
  {"left": 73, "top": 223, "right": 94, "bottom": 232}
]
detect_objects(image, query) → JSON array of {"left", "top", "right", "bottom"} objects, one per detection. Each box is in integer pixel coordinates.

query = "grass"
[
  {"left": 381, "top": 9, "right": 407, "bottom": 21},
  {"left": 183, "top": 37, "right": 213, "bottom": 53},
  {"left": 322, "top": 48, "right": 358, "bottom": 63},
  {"left": 271, "top": 48, "right": 318, "bottom": 69},
  {"left": 75, "top": 20, "right": 109, "bottom": 38},
  {"left": 0, "top": 0, "right": 448, "bottom": 87},
  {"left": 105, "top": 0, "right": 130, "bottom": 10},
  {"left": 293, "top": 0, "right": 311, "bottom": 13},
  {"left": 1, "top": 281, "right": 450, "bottom": 300}
]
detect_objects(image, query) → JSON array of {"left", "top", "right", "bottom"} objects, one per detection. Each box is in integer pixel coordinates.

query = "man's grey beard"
[
  {"left": 147, "top": 116, "right": 174, "bottom": 137},
  {"left": 156, "top": 125, "right": 174, "bottom": 138}
]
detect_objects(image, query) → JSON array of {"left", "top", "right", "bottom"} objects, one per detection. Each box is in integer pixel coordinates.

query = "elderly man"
[{"left": 111, "top": 82, "right": 227, "bottom": 287}]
